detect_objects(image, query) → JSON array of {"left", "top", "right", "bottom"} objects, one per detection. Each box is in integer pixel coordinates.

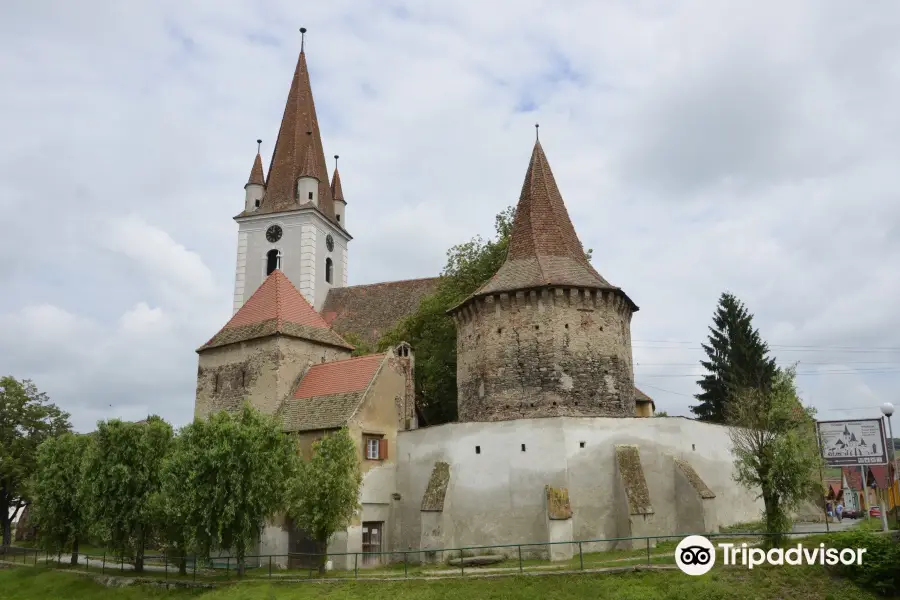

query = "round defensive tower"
[{"left": 448, "top": 139, "right": 639, "bottom": 422}]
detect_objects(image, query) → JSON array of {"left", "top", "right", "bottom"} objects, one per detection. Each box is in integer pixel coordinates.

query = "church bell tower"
[{"left": 231, "top": 28, "right": 350, "bottom": 314}]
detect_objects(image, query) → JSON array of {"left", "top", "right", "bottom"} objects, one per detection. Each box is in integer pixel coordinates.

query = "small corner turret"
[{"left": 244, "top": 139, "right": 265, "bottom": 212}]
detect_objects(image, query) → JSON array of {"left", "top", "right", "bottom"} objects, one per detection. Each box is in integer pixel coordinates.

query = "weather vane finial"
[
  {"left": 300, "top": 27, "right": 307, "bottom": 52},
  {"left": 256, "top": 139, "right": 262, "bottom": 154},
  {"left": 334, "top": 154, "right": 339, "bottom": 169},
  {"left": 535, "top": 123, "right": 540, "bottom": 141}
]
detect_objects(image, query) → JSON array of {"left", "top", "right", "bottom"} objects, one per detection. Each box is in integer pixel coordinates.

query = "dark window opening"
[
  {"left": 475, "top": 446, "right": 481, "bottom": 454},
  {"left": 325, "top": 257, "right": 333, "bottom": 284},
  {"left": 254, "top": 199, "right": 260, "bottom": 208},
  {"left": 534, "top": 325, "right": 539, "bottom": 330},
  {"left": 692, "top": 444, "right": 696, "bottom": 451},
  {"left": 213, "top": 373, "right": 219, "bottom": 393},
  {"left": 266, "top": 249, "right": 281, "bottom": 275},
  {"left": 497, "top": 328, "right": 503, "bottom": 334},
  {"left": 336, "top": 214, "right": 341, "bottom": 222},
  {"left": 521, "top": 444, "right": 526, "bottom": 452},
  {"left": 564, "top": 323, "right": 569, "bottom": 329},
  {"left": 308, "top": 191, "right": 314, "bottom": 200},
  {"left": 240, "top": 369, "right": 246, "bottom": 387},
  {"left": 579, "top": 441, "right": 586, "bottom": 448}
]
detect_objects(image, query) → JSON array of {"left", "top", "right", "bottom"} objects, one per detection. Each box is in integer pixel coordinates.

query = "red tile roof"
[
  {"left": 294, "top": 353, "right": 384, "bottom": 399},
  {"left": 247, "top": 152, "right": 265, "bottom": 187},
  {"left": 251, "top": 47, "right": 336, "bottom": 221},
  {"left": 868, "top": 465, "right": 891, "bottom": 490},
  {"left": 199, "top": 270, "right": 352, "bottom": 351},
  {"left": 842, "top": 467, "right": 863, "bottom": 491},
  {"left": 451, "top": 141, "right": 637, "bottom": 313}
]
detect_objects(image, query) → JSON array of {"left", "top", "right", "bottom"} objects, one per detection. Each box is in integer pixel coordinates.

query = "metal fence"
[{"left": 2, "top": 528, "right": 840, "bottom": 582}]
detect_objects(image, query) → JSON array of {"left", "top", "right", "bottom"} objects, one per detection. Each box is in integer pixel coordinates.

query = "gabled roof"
[
  {"left": 321, "top": 277, "right": 442, "bottom": 346},
  {"left": 451, "top": 141, "right": 636, "bottom": 313},
  {"left": 246, "top": 152, "right": 265, "bottom": 187},
  {"left": 239, "top": 45, "right": 336, "bottom": 222},
  {"left": 634, "top": 387, "right": 655, "bottom": 410},
  {"left": 281, "top": 353, "right": 386, "bottom": 431},
  {"left": 198, "top": 270, "right": 352, "bottom": 352}
]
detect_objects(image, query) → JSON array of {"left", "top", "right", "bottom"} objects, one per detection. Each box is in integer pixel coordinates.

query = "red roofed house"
[{"left": 194, "top": 32, "right": 771, "bottom": 572}]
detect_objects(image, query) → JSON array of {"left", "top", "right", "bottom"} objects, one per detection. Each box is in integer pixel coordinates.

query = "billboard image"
[{"left": 817, "top": 419, "right": 888, "bottom": 467}]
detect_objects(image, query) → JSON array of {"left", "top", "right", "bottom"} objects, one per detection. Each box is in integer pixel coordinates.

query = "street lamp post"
[{"left": 882, "top": 403, "right": 896, "bottom": 527}]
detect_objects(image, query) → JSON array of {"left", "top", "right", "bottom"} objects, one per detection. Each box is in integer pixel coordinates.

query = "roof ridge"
[
  {"left": 310, "top": 352, "right": 385, "bottom": 367},
  {"left": 344, "top": 353, "right": 389, "bottom": 423},
  {"left": 336, "top": 276, "right": 443, "bottom": 290}
]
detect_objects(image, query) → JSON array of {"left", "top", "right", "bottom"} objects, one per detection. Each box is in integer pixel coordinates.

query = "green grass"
[{"left": 0, "top": 563, "right": 886, "bottom": 599}]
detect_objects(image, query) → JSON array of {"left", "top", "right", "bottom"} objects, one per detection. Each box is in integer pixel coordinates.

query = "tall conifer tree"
[{"left": 691, "top": 292, "right": 777, "bottom": 423}]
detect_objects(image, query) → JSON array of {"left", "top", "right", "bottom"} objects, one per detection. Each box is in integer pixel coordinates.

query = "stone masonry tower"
[
  {"left": 448, "top": 138, "right": 639, "bottom": 422},
  {"left": 232, "top": 31, "right": 350, "bottom": 315}
]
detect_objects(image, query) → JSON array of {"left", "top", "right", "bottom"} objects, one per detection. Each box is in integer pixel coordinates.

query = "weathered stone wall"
[
  {"left": 454, "top": 287, "right": 635, "bottom": 422},
  {"left": 394, "top": 417, "right": 764, "bottom": 555},
  {"left": 195, "top": 336, "right": 351, "bottom": 419}
]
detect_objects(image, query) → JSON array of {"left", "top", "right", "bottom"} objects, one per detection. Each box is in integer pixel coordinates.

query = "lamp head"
[{"left": 881, "top": 402, "right": 895, "bottom": 417}]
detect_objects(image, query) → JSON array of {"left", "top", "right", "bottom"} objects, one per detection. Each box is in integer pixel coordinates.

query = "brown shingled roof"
[
  {"left": 199, "top": 270, "right": 352, "bottom": 351},
  {"left": 331, "top": 167, "right": 345, "bottom": 203},
  {"left": 634, "top": 387, "right": 655, "bottom": 410},
  {"left": 243, "top": 46, "right": 336, "bottom": 222},
  {"left": 281, "top": 353, "right": 386, "bottom": 431},
  {"left": 321, "top": 277, "right": 442, "bottom": 346},
  {"left": 247, "top": 152, "right": 265, "bottom": 187},
  {"left": 452, "top": 141, "right": 636, "bottom": 312}
]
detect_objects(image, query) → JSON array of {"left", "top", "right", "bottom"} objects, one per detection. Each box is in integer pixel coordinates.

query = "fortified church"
[{"left": 194, "top": 35, "right": 763, "bottom": 568}]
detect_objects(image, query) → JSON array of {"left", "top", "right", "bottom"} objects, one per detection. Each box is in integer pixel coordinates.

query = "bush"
[{"left": 828, "top": 530, "right": 899, "bottom": 596}]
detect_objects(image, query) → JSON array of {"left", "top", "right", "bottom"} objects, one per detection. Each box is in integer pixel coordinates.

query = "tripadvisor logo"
[{"left": 675, "top": 535, "right": 867, "bottom": 576}]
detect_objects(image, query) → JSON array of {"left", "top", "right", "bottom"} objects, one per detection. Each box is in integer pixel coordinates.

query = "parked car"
[
  {"left": 843, "top": 509, "right": 860, "bottom": 519},
  {"left": 869, "top": 506, "right": 881, "bottom": 518}
]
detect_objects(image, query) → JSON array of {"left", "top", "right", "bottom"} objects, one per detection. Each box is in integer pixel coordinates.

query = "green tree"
[
  {"left": 289, "top": 428, "right": 361, "bottom": 574},
  {"left": 691, "top": 292, "right": 778, "bottom": 423},
  {"left": 30, "top": 433, "right": 92, "bottom": 564},
  {"left": 654, "top": 411, "right": 669, "bottom": 417},
  {"left": 0, "top": 376, "right": 70, "bottom": 549},
  {"left": 342, "top": 332, "right": 375, "bottom": 357},
  {"left": 727, "top": 366, "right": 822, "bottom": 548},
  {"left": 81, "top": 416, "right": 172, "bottom": 572},
  {"left": 162, "top": 404, "right": 297, "bottom": 576}
]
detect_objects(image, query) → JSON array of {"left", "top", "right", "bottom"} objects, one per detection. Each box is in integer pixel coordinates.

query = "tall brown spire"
[
  {"left": 246, "top": 141, "right": 265, "bottom": 187},
  {"left": 255, "top": 37, "right": 334, "bottom": 218},
  {"left": 464, "top": 141, "right": 636, "bottom": 309}
]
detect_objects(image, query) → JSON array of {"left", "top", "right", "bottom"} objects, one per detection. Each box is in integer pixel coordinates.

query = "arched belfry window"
[
  {"left": 325, "top": 257, "right": 333, "bottom": 284},
  {"left": 266, "top": 249, "right": 281, "bottom": 276}
]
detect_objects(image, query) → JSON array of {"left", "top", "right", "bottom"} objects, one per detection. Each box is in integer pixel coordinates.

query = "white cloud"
[{"left": 2, "top": 0, "right": 900, "bottom": 429}]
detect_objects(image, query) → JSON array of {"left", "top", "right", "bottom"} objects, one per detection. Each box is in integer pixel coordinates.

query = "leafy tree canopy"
[
  {"left": 289, "top": 427, "right": 361, "bottom": 572},
  {"left": 727, "top": 366, "right": 822, "bottom": 547},
  {"left": 161, "top": 404, "right": 297, "bottom": 575},
  {"left": 0, "top": 376, "right": 70, "bottom": 548},
  {"left": 691, "top": 292, "right": 778, "bottom": 423},
  {"left": 31, "top": 433, "right": 92, "bottom": 562},
  {"left": 81, "top": 416, "right": 172, "bottom": 572}
]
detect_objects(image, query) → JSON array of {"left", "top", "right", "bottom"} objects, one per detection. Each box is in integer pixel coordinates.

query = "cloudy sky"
[{"left": 2, "top": 1, "right": 900, "bottom": 433}]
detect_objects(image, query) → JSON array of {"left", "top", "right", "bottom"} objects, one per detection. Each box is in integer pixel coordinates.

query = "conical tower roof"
[
  {"left": 454, "top": 140, "right": 636, "bottom": 311},
  {"left": 250, "top": 42, "right": 335, "bottom": 220},
  {"left": 331, "top": 167, "right": 345, "bottom": 202},
  {"left": 246, "top": 151, "right": 265, "bottom": 187}
]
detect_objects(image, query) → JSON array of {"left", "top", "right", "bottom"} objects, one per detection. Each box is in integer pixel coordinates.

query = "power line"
[{"left": 633, "top": 339, "right": 900, "bottom": 351}]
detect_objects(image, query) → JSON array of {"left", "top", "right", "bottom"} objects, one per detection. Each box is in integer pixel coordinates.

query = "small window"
[
  {"left": 579, "top": 441, "right": 586, "bottom": 448},
  {"left": 692, "top": 444, "right": 696, "bottom": 451},
  {"left": 266, "top": 249, "right": 281, "bottom": 275},
  {"left": 240, "top": 369, "right": 246, "bottom": 387},
  {"left": 336, "top": 214, "right": 341, "bottom": 222},
  {"left": 254, "top": 199, "right": 260, "bottom": 208},
  {"left": 325, "top": 257, "right": 333, "bottom": 284},
  {"left": 475, "top": 446, "right": 481, "bottom": 454},
  {"left": 521, "top": 444, "right": 526, "bottom": 452},
  {"left": 213, "top": 373, "right": 219, "bottom": 393},
  {"left": 364, "top": 435, "right": 386, "bottom": 460},
  {"left": 308, "top": 191, "right": 314, "bottom": 200}
]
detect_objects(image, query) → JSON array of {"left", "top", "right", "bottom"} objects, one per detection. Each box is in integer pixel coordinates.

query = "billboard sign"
[{"left": 817, "top": 419, "right": 888, "bottom": 467}]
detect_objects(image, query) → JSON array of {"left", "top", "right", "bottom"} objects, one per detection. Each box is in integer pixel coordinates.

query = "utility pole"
[{"left": 882, "top": 403, "right": 896, "bottom": 526}]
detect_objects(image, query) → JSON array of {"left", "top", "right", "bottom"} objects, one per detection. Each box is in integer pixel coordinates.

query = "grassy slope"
[{"left": 0, "top": 564, "right": 885, "bottom": 600}]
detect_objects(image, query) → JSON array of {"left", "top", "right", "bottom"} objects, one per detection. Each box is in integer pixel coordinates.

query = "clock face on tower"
[
  {"left": 266, "top": 225, "right": 283, "bottom": 243},
  {"left": 326, "top": 234, "right": 334, "bottom": 252}
]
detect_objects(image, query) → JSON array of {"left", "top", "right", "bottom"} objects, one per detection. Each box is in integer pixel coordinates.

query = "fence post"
[
  {"left": 164, "top": 551, "right": 168, "bottom": 580},
  {"left": 193, "top": 555, "right": 197, "bottom": 582},
  {"left": 354, "top": 553, "right": 358, "bottom": 579},
  {"left": 646, "top": 538, "right": 650, "bottom": 566},
  {"left": 579, "top": 542, "right": 583, "bottom": 570},
  {"left": 121, "top": 555, "right": 124, "bottom": 573},
  {"left": 226, "top": 556, "right": 230, "bottom": 579},
  {"left": 460, "top": 550, "right": 465, "bottom": 576},
  {"left": 269, "top": 555, "right": 272, "bottom": 578},
  {"left": 518, "top": 546, "right": 523, "bottom": 573},
  {"left": 404, "top": 552, "right": 408, "bottom": 578},
  {"left": 101, "top": 552, "right": 105, "bottom": 575}
]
